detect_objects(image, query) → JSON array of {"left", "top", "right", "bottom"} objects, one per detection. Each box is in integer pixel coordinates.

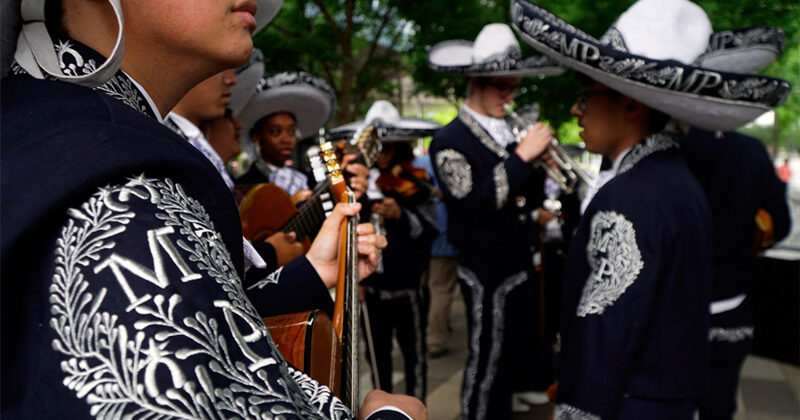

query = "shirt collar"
[
  {"left": 167, "top": 112, "right": 202, "bottom": 139},
  {"left": 461, "top": 104, "right": 514, "bottom": 148},
  {"left": 10, "top": 34, "right": 162, "bottom": 122}
]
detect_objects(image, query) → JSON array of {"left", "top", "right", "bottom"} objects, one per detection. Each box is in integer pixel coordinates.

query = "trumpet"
[{"left": 504, "top": 104, "right": 593, "bottom": 194}]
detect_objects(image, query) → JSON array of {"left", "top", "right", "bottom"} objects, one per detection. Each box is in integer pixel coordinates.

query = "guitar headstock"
[
  {"left": 351, "top": 124, "right": 381, "bottom": 169},
  {"left": 320, "top": 141, "right": 351, "bottom": 205}
]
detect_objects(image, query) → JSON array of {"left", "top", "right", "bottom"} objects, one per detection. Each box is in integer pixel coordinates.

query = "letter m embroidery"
[{"left": 94, "top": 226, "right": 202, "bottom": 311}]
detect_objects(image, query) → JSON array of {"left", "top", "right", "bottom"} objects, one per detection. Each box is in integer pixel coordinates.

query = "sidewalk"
[{"left": 359, "top": 297, "right": 800, "bottom": 419}]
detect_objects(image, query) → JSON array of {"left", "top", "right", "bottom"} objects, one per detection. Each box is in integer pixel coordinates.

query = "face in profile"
[
  {"left": 474, "top": 76, "right": 521, "bottom": 118},
  {"left": 120, "top": 0, "right": 257, "bottom": 70},
  {"left": 252, "top": 112, "right": 297, "bottom": 166},
  {"left": 177, "top": 70, "right": 237, "bottom": 123},
  {"left": 206, "top": 114, "right": 242, "bottom": 163}
]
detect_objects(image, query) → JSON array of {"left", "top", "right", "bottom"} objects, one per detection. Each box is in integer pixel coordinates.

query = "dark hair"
[
  {"left": 645, "top": 108, "right": 671, "bottom": 134},
  {"left": 388, "top": 142, "right": 415, "bottom": 166},
  {"left": 250, "top": 112, "right": 297, "bottom": 137}
]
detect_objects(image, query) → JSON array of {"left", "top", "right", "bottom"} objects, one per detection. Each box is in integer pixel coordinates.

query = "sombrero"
[
  {"left": 428, "top": 23, "right": 564, "bottom": 78},
  {"left": 326, "top": 100, "right": 442, "bottom": 142},
  {"left": 238, "top": 71, "right": 336, "bottom": 142},
  {"left": 254, "top": 0, "right": 283, "bottom": 35},
  {"left": 230, "top": 48, "right": 265, "bottom": 117},
  {"left": 694, "top": 27, "right": 785, "bottom": 74},
  {"left": 510, "top": 0, "right": 791, "bottom": 131}
]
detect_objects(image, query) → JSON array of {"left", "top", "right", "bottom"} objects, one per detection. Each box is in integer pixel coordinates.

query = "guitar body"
[
  {"left": 239, "top": 183, "right": 298, "bottom": 242},
  {"left": 264, "top": 311, "right": 342, "bottom": 395}
]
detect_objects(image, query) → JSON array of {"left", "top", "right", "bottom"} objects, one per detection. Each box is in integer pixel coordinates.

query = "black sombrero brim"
[
  {"left": 327, "top": 118, "right": 442, "bottom": 142},
  {"left": 694, "top": 26, "right": 785, "bottom": 74},
  {"left": 427, "top": 39, "right": 565, "bottom": 77},
  {"left": 510, "top": 0, "right": 791, "bottom": 131}
]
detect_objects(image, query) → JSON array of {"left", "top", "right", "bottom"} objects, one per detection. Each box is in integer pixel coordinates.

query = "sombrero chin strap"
[{"left": 14, "top": 0, "right": 124, "bottom": 87}]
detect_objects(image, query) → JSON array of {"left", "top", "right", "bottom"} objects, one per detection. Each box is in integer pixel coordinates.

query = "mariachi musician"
[
  {"left": 675, "top": 29, "right": 791, "bottom": 419},
  {"left": 512, "top": 0, "right": 791, "bottom": 417},
  {"left": 235, "top": 71, "right": 336, "bottom": 202},
  {"left": 327, "top": 100, "right": 440, "bottom": 400},
  {"left": 427, "top": 23, "right": 563, "bottom": 419}
]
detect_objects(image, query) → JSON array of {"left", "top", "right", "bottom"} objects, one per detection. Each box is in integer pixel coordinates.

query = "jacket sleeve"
[
  {"left": 756, "top": 147, "right": 791, "bottom": 244},
  {"left": 245, "top": 256, "right": 334, "bottom": 318}
]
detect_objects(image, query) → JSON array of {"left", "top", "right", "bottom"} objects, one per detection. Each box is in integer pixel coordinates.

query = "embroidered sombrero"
[
  {"left": 326, "top": 100, "right": 442, "bottom": 142},
  {"left": 694, "top": 27, "right": 785, "bottom": 74},
  {"left": 230, "top": 48, "right": 265, "bottom": 117},
  {"left": 7, "top": 0, "right": 282, "bottom": 86},
  {"left": 428, "top": 23, "right": 564, "bottom": 77},
  {"left": 510, "top": 0, "right": 791, "bottom": 131},
  {"left": 238, "top": 71, "right": 336, "bottom": 142}
]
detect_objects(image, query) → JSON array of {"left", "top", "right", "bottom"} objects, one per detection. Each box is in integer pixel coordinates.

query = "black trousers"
[
  {"left": 362, "top": 288, "right": 427, "bottom": 401},
  {"left": 698, "top": 301, "right": 753, "bottom": 420},
  {"left": 458, "top": 266, "right": 534, "bottom": 420}
]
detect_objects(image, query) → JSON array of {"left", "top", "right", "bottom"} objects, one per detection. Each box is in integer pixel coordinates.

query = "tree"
[{"left": 254, "top": 0, "right": 415, "bottom": 124}]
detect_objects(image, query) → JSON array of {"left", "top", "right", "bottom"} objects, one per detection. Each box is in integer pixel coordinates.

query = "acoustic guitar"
[
  {"left": 261, "top": 139, "right": 364, "bottom": 411},
  {"left": 239, "top": 126, "right": 380, "bottom": 245}
]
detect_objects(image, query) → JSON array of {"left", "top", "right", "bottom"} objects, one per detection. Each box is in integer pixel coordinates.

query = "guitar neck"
[
  {"left": 338, "top": 190, "right": 360, "bottom": 411},
  {"left": 281, "top": 180, "right": 333, "bottom": 239}
]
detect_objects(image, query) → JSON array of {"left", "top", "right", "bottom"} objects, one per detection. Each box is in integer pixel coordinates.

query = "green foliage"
[{"left": 256, "top": 0, "right": 799, "bottom": 148}]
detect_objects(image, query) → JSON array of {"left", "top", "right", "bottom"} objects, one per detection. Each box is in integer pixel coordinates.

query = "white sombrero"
[
  {"left": 326, "top": 100, "right": 442, "bottom": 142},
  {"left": 238, "top": 71, "right": 336, "bottom": 142},
  {"left": 694, "top": 27, "right": 785, "bottom": 74},
  {"left": 6, "top": 0, "right": 282, "bottom": 86},
  {"left": 230, "top": 48, "right": 265, "bottom": 117},
  {"left": 254, "top": 0, "right": 283, "bottom": 35},
  {"left": 428, "top": 23, "right": 564, "bottom": 77},
  {"left": 510, "top": 0, "right": 791, "bottom": 131}
]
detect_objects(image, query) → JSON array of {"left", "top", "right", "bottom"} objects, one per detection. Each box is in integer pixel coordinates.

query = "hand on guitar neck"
[{"left": 306, "top": 201, "right": 388, "bottom": 288}]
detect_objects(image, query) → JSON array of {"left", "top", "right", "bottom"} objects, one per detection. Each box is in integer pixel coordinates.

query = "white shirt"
[
  {"left": 580, "top": 147, "right": 633, "bottom": 214},
  {"left": 462, "top": 104, "right": 516, "bottom": 148}
]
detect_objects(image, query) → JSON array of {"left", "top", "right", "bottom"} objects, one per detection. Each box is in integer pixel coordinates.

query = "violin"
[{"left": 375, "top": 162, "right": 439, "bottom": 200}]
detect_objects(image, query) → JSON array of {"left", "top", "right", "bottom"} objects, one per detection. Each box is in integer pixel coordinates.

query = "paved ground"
[{"left": 358, "top": 295, "right": 800, "bottom": 419}]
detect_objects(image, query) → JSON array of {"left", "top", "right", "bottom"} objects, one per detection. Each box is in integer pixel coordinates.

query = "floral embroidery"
[
  {"left": 554, "top": 403, "right": 602, "bottom": 420},
  {"left": 436, "top": 149, "right": 473, "bottom": 199},
  {"left": 50, "top": 175, "right": 348, "bottom": 419},
  {"left": 577, "top": 210, "right": 643, "bottom": 317},
  {"left": 709, "top": 326, "right": 754, "bottom": 343}
]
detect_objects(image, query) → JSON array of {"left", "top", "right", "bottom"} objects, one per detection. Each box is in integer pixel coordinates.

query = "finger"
[
  {"left": 357, "top": 241, "right": 378, "bottom": 256},
  {"left": 286, "top": 231, "right": 297, "bottom": 242},
  {"left": 375, "top": 234, "right": 387, "bottom": 249},
  {"left": 320, "top": 202, "right": 361, "bottom": 234},
  {"left": 342, "top": 153, "right": 356, "bottom": 166},
  {"left": 357, "top": 223, "right": 376, "bottom": 235}
]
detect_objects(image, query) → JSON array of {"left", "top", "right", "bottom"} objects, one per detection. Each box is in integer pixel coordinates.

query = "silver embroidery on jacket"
[
  {"left": 459, "top": 111, "right": 510, "bottom": 159},
  {"left": 554, "top": 403, "right": 602, "bottom": 420},
  {"left": 617, "top": 133, "right": 679, "bottom": 175},
  {"left": 577, "top": 211, "right": 643, "bottom": 317},
  {"left": 709, "top": 326, "right": 754, "bottom": 343},
  {"left": 50, "top": 175, "right": 348, "bottom": 419},
  {"left": 436, "top": 149, "right": 473, "bottom": 199},
  {"left": 407, "top": 211, "right": 424, "bottom": 239},
  {"left": 493, "top": 162, "right": 510, "bottom": 209}
]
